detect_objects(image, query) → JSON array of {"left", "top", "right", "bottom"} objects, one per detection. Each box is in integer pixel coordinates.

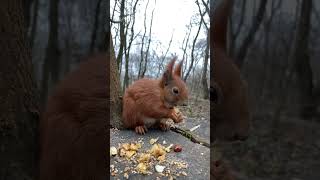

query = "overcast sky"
[{"left": 111, "top": 0, "right": 209, "bottom": 59}]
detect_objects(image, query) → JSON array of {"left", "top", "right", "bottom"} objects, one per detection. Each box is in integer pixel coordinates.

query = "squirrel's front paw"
[
  {"left": 135, "top": 125, "right": 148, "bottom": 135},
  {"left": 159, "top": 121, "right": 170, "bottom": 131},
  {"left": 170, "top": 111, "right": 183, "bottom": 123}
]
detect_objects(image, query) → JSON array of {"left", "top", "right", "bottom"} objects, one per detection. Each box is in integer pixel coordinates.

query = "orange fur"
[
  {"left": 122, "top": 58, "right": 188, "bottom": 134},
  {"left": 211, "top": 0, "right": 250, "bottom": 141},
  {"left": 39, "top": 53, "right": 107, "bottom": 180}
]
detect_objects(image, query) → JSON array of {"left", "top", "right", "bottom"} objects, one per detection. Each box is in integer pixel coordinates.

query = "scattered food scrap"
[
  {"left": 173, "top": 144, "right": 182, "bottom": 152},
  {"left": 110, "top": 141, "right": 189, "bottom": 178},
  {"left": 110, "top": 146, "right": 117, "bottom": 156}
]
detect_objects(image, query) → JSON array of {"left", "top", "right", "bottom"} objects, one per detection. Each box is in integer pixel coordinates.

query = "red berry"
[{"left": 174, "top": 144, "right": 182, "bottom": 152}]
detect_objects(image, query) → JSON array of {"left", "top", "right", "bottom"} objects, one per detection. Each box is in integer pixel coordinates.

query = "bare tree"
[
  {"left": 23, "top": 0, "right": 33, "bottom": 29},
  {"left": 30, "top": 0, "right": 39, "bottom": 48},
  {"left": 196, "top": 0, "right": 209, "bottom": 99},
  {"left": 141, "top": 0, "right": 156, "bottom": 78},
  {"left": 138, "top": 0, "right": 151, "bottom": 78},
  {"left": 184, "top": 14, "right": 203, "bottom": 81},
  {"left": 89, "top": 0, "right": 103, "bottom": 53},
  {"left": 260, "top": 0, "right": 282, "bottom": 100},
  {"left": 116, "top": 0, "right": 126, "bottom": 70},
  {"left": 41, "top": 0, "right": 60, "bottom": 105},
  {"left": 123, "top": 0, "right": 139, "bottom": 92},
  {"left": 228, "top": 0, "right": 246, "bottom": 57},
  {"left": 235, "top": 0, "right": 268, "bottom": 68},
  {"left": 287, "top": 0, "right": 314, "bottom": 118},
  {"left": 181, "top": 22, "right": 192, "bottom": 76},
  {"left": 157, "top": 31, "right": 174, "bottom": 77},
  {"left": 314, "top": 5, "right": 320, "bottom": 25}
]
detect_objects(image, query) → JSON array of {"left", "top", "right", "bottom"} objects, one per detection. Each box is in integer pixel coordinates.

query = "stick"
[{"left": 169, "top": 125, "right": 210, "bottom": 148}]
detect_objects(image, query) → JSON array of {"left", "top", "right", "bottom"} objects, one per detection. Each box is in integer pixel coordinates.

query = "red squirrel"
[
  {"left": 211, "top": 0, "right": 250, "bottom": 142},
  {"left": 122, "top": 58, "right": 188, "bottom": 134},
  {"left": 39, "top": 53, "right": 107, "bottom": 180}
]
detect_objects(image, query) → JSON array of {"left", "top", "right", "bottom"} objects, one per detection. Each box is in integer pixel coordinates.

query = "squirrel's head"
[{"left": 160, "top": 57, "right": 188, "bottom": 109}]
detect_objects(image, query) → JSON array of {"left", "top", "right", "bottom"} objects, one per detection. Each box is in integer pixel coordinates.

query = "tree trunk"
[
  {"left": 23, "top": 0, "right": 33, "bottom": 30},
  {"left": 235, "top": 0, "right": 268, "bottom": 68},
  {"left": 30, "top": 0, "right": 39, "bottom": 49},
  {"left": 109, "top": 33, "right": 123, "bottom": 129},
  {"left": 41, "top": 0, "right": 60, "bottom": 105},
  {"left": 0, "top": 1, "right": 39, "bottom": 179},
  {"left": 202, "top": 31, "right": 210, "bottom": 99},
  {"left": 184, "top": 19, "right": 202, "bottom": 81},
  {"left": 116, "top": 0, "right": 126, "bottom": 70},
  {"left": 287, "top": 0, "right": 314, "bottom": 118},
  {"left": 89, "top": 0, "right": 103, "bottom": 54}
]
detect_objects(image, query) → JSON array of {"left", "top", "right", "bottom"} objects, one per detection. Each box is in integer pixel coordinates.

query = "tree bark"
[
  {"left": 109, "top": 33, "right": 123, "bottom": 129},
  {"left": 202, "top": 31, "right": 210, "bottom": 99},
  {"left": 116, "top": 0, "right": 126, "bottom": 70},
  {"left": 0, "top": 1, "right": 39, "bottom": 179}
]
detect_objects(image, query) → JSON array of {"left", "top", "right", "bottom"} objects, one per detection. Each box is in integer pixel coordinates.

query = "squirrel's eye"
[{"left": 172, "top": 87, "right": 179, "bottom": 94}]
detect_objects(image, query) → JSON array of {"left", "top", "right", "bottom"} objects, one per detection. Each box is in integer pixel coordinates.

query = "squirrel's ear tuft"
[
  {"left": 174, "top": 60, "right": 183, "bottom": 77},
  {"left": 166, "top": 57, "right": 176, "bottom": 73},
  {"left": 160, "top": 57, "right": 176, "bottom": 88}
]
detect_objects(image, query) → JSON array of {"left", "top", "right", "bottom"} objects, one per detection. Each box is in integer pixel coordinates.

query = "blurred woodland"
[
  {"left": 225, "top": 0, "right": 320, "bottom": 119},
  {"left": 24, "top": 0, "right": 107, "bottom": 104},
  {"left": 215, "top": 0, "right": 320, "bottom": 179}
]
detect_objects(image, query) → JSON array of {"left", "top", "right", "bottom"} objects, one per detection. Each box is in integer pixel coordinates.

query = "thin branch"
[
  {"left": 184, "top": 17, "right": 202, "bottom": 81},
  {"left": 111, "top": 0, "right": 118, "bottom": 28},
  {"left": 141, "top": 0, "right": 156, "bottom": 77},
  {"left": 196, "top": 0, "right": 208, "bottom": 30},
  {"left": 170, "top": 125, "right": 210, "bottom": 148},
  {"left": 138, "top": 0, "right": 150, "bottom": 78}
]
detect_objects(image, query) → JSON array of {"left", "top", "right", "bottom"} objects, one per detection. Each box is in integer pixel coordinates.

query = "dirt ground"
[
  {"left": 220, "top": 112, "right": 320, "bottom": 180},
  {"left": 184, "top": 95, "right": 320, "bottom": 180}
]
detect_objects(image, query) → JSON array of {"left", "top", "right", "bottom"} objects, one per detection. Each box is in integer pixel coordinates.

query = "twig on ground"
[{"left": 169, "top": 125, "right": 210, "bottom": 148}]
